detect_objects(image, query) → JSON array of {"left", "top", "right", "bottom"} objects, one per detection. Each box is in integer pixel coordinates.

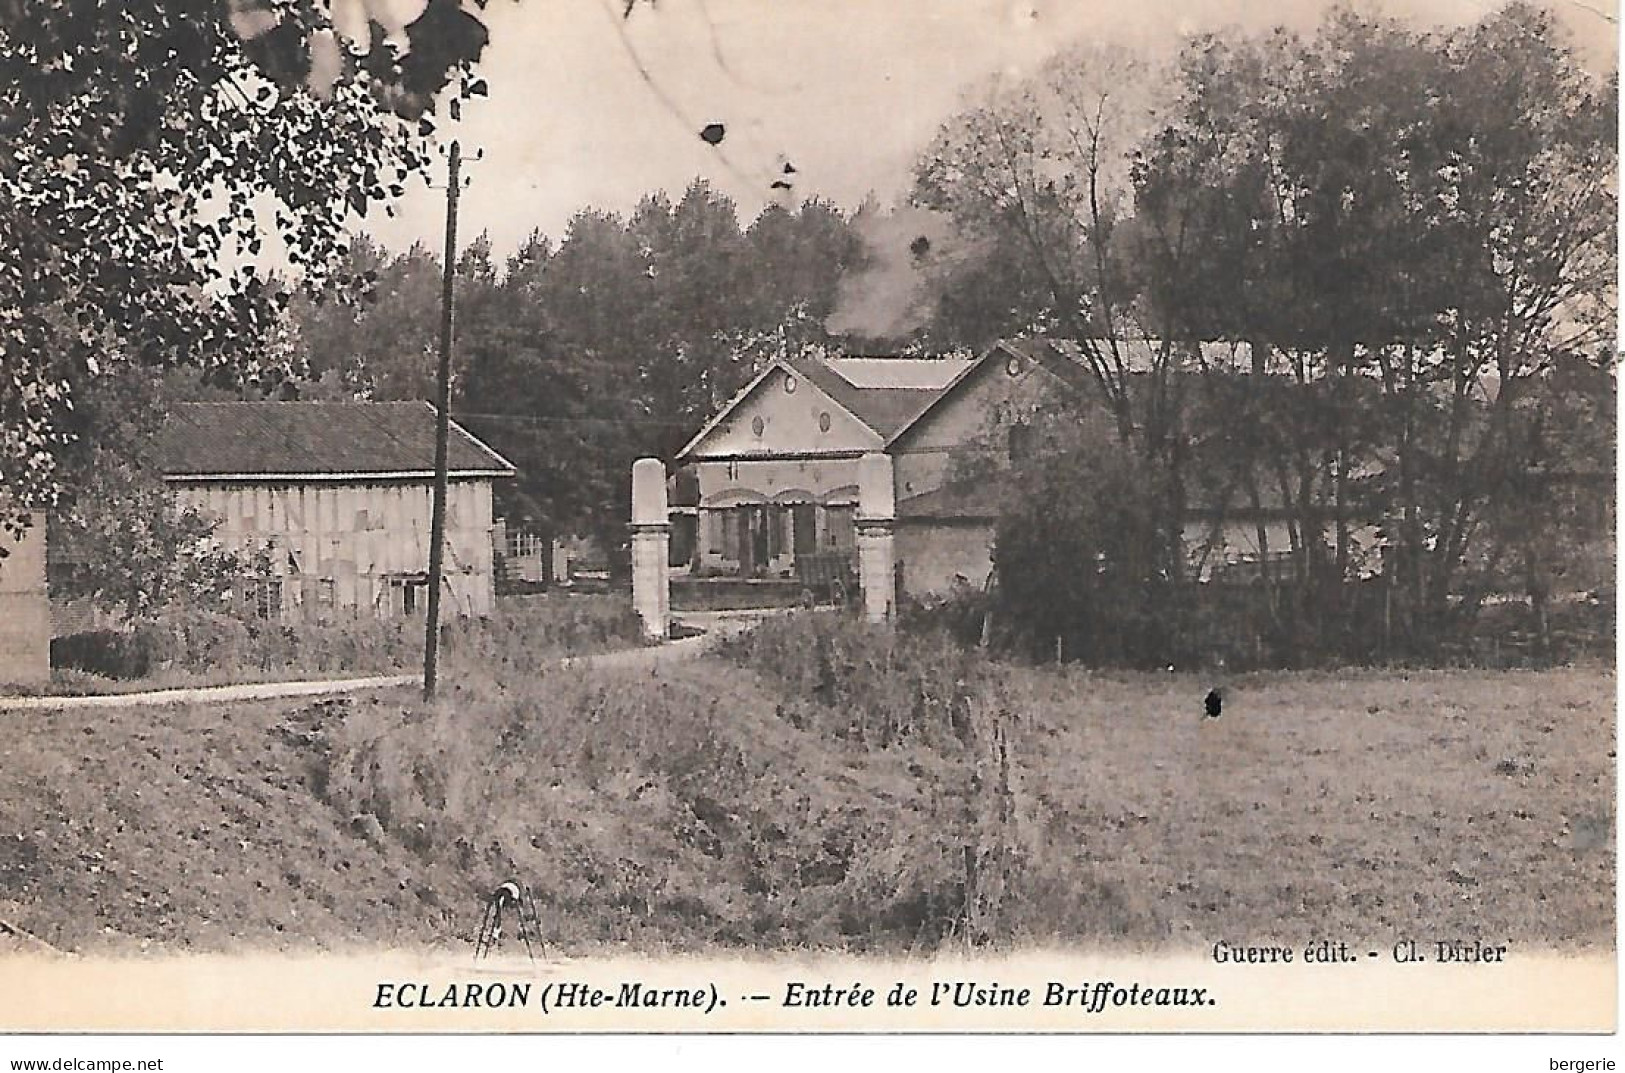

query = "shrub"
[
  {"left": 50, "top": 630, "right": 159, "bottom": 679},
  {"left": 129, "top": 606, "right": 418, "bottom": 677},
  {"left": 442, "top": 593, "right": 643, "bottom": 659},
  {"left": 991, "top": 417, "right": 1184, "bottom": 668},
  {"left": 48, "top": 446, "right": 253, "bottom": 621},
  {"left": 713, "top": 612, "right": 1000, "bottom": 752},
  {"left": 46, "top": 593, "right": 644, "bottom": 687},
  {"left": 293, "top": 610, "right": 1056, "bottom": 953},
  {"left": 309, "top": 657, "right": 1035, "bottom": 952}
]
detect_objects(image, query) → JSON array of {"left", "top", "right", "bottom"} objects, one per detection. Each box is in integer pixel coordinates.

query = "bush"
[
  {"left": 48, "top": 444, "right": 252, "bottom": 621},
  {"left": 129, "top": 607, "right": 419, "bottom": 677},
  {"left": 991, "top": 418, "right": 1183, "bottom": 668},
  {"left": 45, "top": 593, "right": 644, "bottom": 687},
  {"left": 50, "top": 630, "right": 160, "bottom": 679},
  {"left": 899, "top": 583, "right": 994, "bottom": 649},
  {"left": 713, "top": 611, "right": 1001, "bottom": 752},
  {"left": 443, "top": 593, "right": 643, "bottom": 659}
]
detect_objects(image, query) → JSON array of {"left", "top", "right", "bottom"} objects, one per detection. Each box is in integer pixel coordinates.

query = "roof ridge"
[
  {"left": 156, "top": 399, "right": 515, "bottom": 478},
  {"left": 170, "top": 399, "right": 426, "bottom": 406}
]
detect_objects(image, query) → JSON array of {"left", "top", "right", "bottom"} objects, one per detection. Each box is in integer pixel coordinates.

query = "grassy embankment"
[{"left": 0, "top": 613, "right": 1612, "bottom": 955}]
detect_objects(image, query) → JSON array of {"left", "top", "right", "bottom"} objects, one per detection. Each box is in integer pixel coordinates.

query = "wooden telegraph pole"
[{"left": 423, "top": 139, "right": 461, "bottom": 701}]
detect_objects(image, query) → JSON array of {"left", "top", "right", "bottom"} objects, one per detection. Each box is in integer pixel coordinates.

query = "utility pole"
[{"left": 423, "top": 139, "right": 461, "bottom": 701}]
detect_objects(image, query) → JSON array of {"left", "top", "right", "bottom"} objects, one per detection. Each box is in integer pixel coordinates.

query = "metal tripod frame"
[{"left": 473, "top": 881, "right": 541, "bottom": 962}]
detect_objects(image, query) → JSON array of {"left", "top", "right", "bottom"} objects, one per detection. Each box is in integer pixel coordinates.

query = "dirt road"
[{"left": 0, "top": 608, "right": 784, "bottom": 712}]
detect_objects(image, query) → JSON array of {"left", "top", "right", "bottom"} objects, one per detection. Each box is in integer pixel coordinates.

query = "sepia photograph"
[{"left": 0, "top": 0, "right": 1618, "bottom": 1063}]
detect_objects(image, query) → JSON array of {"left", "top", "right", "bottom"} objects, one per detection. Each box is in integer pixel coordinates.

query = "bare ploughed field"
[{"left": 0, "top": 630, "right": 1612, "bottom": 955}]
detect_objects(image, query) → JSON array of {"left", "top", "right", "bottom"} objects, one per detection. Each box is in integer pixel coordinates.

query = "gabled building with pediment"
[
  {"left": 674, "top": 339, "right": 1085, "bottom": 597},
  {"left": 675, "top": 336, "right": 1332, "bottom": 602}
]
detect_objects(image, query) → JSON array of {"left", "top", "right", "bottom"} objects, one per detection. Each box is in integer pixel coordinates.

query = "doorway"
[{"left": 791, "top": 503, "right": 817, "bottom": 561}]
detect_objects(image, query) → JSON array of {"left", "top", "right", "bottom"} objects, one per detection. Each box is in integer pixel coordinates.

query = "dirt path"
[
  {"left": 0, "top": 674, "right": 419, "bottom": 712},
  {"left": 562, "top": 609, "right": 778, "bottom": 670},
  {"left": 0, "top": 609, "right": 782, "bottom": 712}
]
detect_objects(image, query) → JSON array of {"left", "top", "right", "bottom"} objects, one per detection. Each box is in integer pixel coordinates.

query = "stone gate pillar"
[
  {"left": 630, "top": 458, "right": 670, "bottom": 641},
  {"left": 855, "top": 452, "right": 896, "bottom": 623}
]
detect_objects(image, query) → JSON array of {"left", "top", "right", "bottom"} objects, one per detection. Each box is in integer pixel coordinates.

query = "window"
[
  {"left": 1007, "top": 421, "right": 1033, "bottom": 463},
  {"left": 824, "top": 505, "right": 855, "bottom": 550},
  {"left": 721, "top": 511, "right": 741, "bottom": 560},
  {"left": 316, "top": 578, "right": 336, "bottom": 608},
  {"left": 241, "top": 578, "right": 283, "bottom": 621},
  {"left": 505, "top": 529, "right": 544, "bottom": 559},
  {"left": 387, "top": 574, "right": 430, "bottom": 616}
]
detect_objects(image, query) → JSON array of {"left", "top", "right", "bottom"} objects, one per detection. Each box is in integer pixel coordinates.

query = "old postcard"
[{"left": 0, "top": 0, "right": 1617, "bottom": 1062}]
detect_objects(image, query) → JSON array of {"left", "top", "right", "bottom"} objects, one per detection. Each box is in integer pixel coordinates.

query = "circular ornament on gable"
[
  {"left": 784, "top": 372, "right": 798, "bottom": 394},
  {"left": 819, "top": 411, "right": 832, "bottom": 433},
  {"left": 752, "top": 415, "right": 766, "bottom": 437},
  {"left": 1006, "top": 355, "right": 1023, "bottom": 377}
]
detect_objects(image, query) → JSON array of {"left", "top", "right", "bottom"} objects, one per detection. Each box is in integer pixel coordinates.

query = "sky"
[{"left": 357, "top": 0, "right": 1620, "bottom": 263}]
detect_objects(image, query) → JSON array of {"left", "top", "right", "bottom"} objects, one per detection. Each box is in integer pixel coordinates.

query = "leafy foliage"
[
  {"left": 42, "top": 367, "right": 252, "bottom": 619},
  {"left": 714, "top": 612, "right": 1002, "bottom": 753},
  {"left": 914, "top": 43, "right": 1172, "bottom": 437},
  {"left": 1, "top": 0, "right": 498, "bottom": 526},
  {"left": 1131, "top": 3, "right": 1616, "bottom": 643},
  {"left": 284, "top": 234, "right": 441, "bottom": 399},
  {"left": 291, "top": 186, "right": 865, "bottom": 555},
  {"left": 47, "top": 455, "right": 251, "bottom": 621},
  {"left": 989, "top": 415, "right": 1182, "bottom": 667},
  {"left": 916, "top": 3, "right": 1615, "bottom": 654},
  {"left": 42, "top": 591, "right": 641, "bottom": 688}
]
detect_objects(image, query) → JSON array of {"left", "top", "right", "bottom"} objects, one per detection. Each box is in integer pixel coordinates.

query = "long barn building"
[{"left": 156, "top": 401, "right": 515, "bottom": 621}]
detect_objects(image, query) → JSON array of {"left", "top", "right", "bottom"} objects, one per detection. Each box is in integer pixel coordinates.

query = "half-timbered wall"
[{"left": 172, "top": 478, "right": 497, "bottom": 619}]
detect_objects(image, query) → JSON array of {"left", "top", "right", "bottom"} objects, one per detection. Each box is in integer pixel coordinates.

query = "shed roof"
[{"left": 154, "top": 401, "right": 517, "bottom": 481}]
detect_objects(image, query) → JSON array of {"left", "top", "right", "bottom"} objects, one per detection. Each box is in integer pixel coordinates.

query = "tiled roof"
[
  {"left": 680, "top": 337, "right": 1265, "bottom": 460},
  {"left": 1001, "top": 336, "right": 1264, "bottom": 383},
  {"left": 154, "top": 402, "right": 516, "bottom": 480},
  {"left": 897, "top": 480, "right": 1004, "bottom": 522},
  {"left": 787, "top": 354, "right": 961, "bottom": 440},
  {"left": 823, "top": 357, "right": 977, "bottom": 390},
  {"left": 999, "top": 337, "right": 1096, "bottom": 390}
]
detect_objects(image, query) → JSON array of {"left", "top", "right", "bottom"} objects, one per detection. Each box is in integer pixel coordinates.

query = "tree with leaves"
[
  {"left": 44, "top": 366, "right": 251, "bottom": 620},
  {"left": 456, "top": 225, "right": 640, "bottom": 558},
  {"left": 283, "top": 234, "right": 438, "bottom": 398},
  {"left": 1, "top": 0, "right": 498, "bottom": 530},
  {"left": 452, "top": 186, "right": 868, "bottom": 559},
  {"left": 1461, "top": 352, "right": 1616, "bottom": 654},
  {"left": 990, "top": 409, "right": 1179, "bottom": 667},
  {"left": 915, "top": 44, "right": 1176, "bottom": 434},
  {"left": 929, "top": 4, "right": 1613, "bottom": 662},
  {"left": 1134, "top": 3, "right": 1616, "bottom": 648},
  {"left": 913, "top": 44, "right": 1196, "bottom": 584}
]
